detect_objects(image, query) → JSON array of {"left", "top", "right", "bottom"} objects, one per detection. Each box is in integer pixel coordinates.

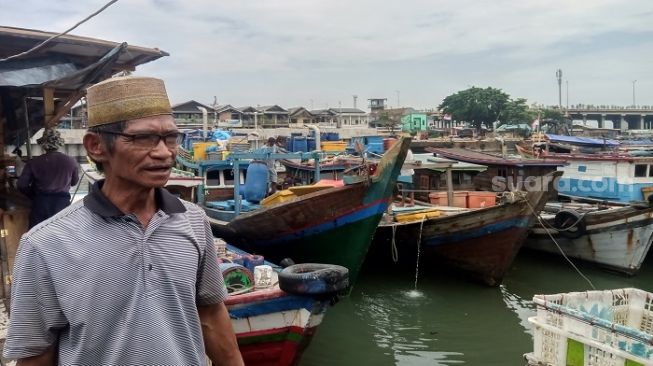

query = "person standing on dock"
[
  {"left": 265, "top": 136, "right": 280, "bottom": 194},
  {"left": 397, "top": 149, "right": 415, "bottom": 207},
  {"left": 17, "top": 129, "right": 79, "bottom": 228},
  {"left": 4, "top": 76, "right": 244, "bottom": 366}
]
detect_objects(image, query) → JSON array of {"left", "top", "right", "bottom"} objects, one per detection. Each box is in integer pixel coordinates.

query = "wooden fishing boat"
[
  {"left": 372, "top": 172, "right": 560, "bottom": 286},
  {"left": 212, "top": 137, "right": 412, "bottom": 284},
  {"left": 526, "top": 202, "right": 653, "bottom": 275},
  {"left": 222, "top": 245, "right": 348, "bottom": 366},
  {"left": 280, "top": 154, "right": 363, "bottom": 185}
]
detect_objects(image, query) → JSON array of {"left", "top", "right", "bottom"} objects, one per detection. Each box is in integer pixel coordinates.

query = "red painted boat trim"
[
  {"left": 238, "top": 325, "right": 307, "bottom": 339},
  {"left": 225, "top": 287, "right": 287, "bottom": 305}
]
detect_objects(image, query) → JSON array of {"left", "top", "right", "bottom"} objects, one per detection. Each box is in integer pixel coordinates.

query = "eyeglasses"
[{"left": 100, "top": 131, "right": 183, "bottom": 149}]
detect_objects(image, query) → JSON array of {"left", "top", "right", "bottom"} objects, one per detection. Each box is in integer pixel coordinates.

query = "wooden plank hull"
[
  {"left": 227, "top": 287, "right": 329, "bottom": 366},
  {"left": 372, "top": 175, "right": 557, "bottom": 286},
  {"left": 527, "top": 206, "right": 653, "bottom": 274},
  {"left": 211, "top": 138, "right": 411, "bottom": 285},
  {"left": 375, "top": 198, "right": 536, "bottom": 285}
]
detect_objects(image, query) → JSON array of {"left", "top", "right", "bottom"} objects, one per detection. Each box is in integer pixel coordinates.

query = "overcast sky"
[{"left": 3, "top": 0, "right": 653, "bottom": 110}]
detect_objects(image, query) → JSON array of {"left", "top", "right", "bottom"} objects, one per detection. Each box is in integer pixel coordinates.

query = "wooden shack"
[{"left": 0, "top": 26, "right": 168, "bottom": 301}]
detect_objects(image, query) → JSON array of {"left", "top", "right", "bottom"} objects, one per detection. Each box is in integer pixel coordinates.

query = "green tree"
[
  {"left": 378, "top": 110, "right": 402, "bottom": 136},
  {"left": 499, "top": 98, "right": 531, "bottom": 125},
  {"left": 439, "top": 87, "right": 509, "bottom": 132}
]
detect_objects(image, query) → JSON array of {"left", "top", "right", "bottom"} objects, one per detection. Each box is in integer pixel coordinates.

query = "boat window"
[
  {"left": 649, "top": 165, "right": 653, "bottom": 177},
  {"left": 206, "top": 170, "right": 222, "bottom": 186},
  {"left": 577, "top": 165, "right": 586, "bottom": 172},
  {"left": 224, "top": 169, "right": 236, "bottom": 185},
  {"left": 634, "top": 164, "right": 647, "bottom": 177},
  {"left": 462, "top": 172, "right": 473, "bottom": 185}
]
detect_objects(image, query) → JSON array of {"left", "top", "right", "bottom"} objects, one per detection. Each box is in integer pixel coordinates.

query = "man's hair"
[{"left": 87, "top": 121, "right": 127, "bottom": 173}]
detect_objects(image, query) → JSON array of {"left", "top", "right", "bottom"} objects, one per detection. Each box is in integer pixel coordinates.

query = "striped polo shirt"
[{"left": 4, "top": 181, "right": 227, "bottom": 365}]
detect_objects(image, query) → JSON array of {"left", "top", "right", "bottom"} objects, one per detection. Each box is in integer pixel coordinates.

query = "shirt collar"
[{"left": 84, "top": 180, "right": 187, "bottom": 217}]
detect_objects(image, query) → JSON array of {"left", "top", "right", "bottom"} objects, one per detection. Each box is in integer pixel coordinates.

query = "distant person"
[
  {"left": 265, "top": 137, "right": 280, "bottom": 194},
  {"left": 17, "top": 129, "right": 79, "bottom": 228},
  {"left": 397, "top": 149, "right": 415, "bottom": 207}
]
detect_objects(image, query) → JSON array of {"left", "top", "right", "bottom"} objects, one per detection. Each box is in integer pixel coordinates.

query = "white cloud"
[{"left": 2, "top": 0, "right": 652, "bottom": 108}]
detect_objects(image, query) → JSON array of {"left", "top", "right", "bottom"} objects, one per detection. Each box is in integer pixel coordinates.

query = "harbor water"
[{"left": 299, "top": 247, "right": 653, "bottom": 366}]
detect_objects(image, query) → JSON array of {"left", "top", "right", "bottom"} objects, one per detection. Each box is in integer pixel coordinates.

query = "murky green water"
[{"left": 300, "top": 247, "right": 653, "bottom": 366}]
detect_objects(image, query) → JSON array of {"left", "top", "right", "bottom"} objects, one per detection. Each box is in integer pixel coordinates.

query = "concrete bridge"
[{"left": 564, "top": 105, "right": 653, "bottom": 130}]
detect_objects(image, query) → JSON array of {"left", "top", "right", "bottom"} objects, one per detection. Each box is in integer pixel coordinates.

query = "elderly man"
[
  {"left": 17, "top": 129, "right": 79, "bottom": 228},
  {"left": 4, "top": 76, "right": 244, "bottom": 366}
]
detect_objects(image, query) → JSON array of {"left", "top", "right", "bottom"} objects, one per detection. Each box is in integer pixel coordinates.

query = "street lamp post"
[
  {"left": 556, "top": 69, "right": 563, "bottom": 110},
  {"left": 632, "top": 80, "right": 637, "bottom": 107}
]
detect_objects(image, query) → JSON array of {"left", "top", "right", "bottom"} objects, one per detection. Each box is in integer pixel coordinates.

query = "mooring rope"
[
  {"left": 391, "top": 224, "right": 399, "bottom": 263},
  {"left": 525, "top": 199, "right": 596, "bottom": 290},
  {"left": 413, "top": 218, "right": 425, "bottom": 291}
]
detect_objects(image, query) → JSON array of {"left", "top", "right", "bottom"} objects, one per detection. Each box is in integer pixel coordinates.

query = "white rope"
[
  {"left": 413, "top": 218, "right": 425, "bottom": 290},
  {"left": 391, "top": 224, "right": 399, "bottom": 262},
  {"left": 0, "top": 0, "right": 120, "bottom": 62},
  {"left": 525, "top": 199, "right": 596, "bottom": 290}
]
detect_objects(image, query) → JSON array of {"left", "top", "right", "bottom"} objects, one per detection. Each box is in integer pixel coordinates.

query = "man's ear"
[{"left": 83, "top": 132, "right": 108, "bottom": 164}]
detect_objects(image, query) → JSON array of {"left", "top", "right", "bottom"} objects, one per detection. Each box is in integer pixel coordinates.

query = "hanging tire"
[
  {"left": 553, "top": 209, "right": 586, "bottom": 239},
  {"left": 278, "top": 263, "right": 349, "bottom": 295}
]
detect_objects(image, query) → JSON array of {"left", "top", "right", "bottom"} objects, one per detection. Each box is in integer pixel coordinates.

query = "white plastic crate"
[{"left": 525, "top": 288, "right": 653, "bottom": 366}]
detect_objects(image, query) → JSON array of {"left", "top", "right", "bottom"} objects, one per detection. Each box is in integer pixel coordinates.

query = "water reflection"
[
  {"left": 356, "top": 288, "right": 464, "bottom": 365},
  {"left": 499, "top": 285, "right": 535, "bottom": 336}
]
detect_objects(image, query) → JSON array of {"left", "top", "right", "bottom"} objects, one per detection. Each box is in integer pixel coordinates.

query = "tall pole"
[
  {"left": 566, "top": 80, "right": 569, "bottom": 109},
  {"left": 632, "top": 80, "right": 637, "bottom": 107},
  {"left": 556, "top": 69, "right": 563, "bottom": 110}
]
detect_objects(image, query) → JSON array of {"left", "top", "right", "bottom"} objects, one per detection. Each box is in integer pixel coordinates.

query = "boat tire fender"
[
  {"left": 553, "top": 209, "right": 586, "bottom": 239},
  {"left": 278, "top": 263, "right": 349, "bottom": 295}
]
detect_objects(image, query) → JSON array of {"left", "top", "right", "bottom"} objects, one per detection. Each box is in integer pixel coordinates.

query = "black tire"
[
  {"left": 278, "top": 263, "right": 349, "bottom": 295},
  {"left": 553, "top": 209, "right": 586, "bottom": 239}
]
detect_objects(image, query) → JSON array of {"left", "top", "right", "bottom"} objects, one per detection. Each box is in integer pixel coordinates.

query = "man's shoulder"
[
  {"left": 24, "top": 201, "right": 89, "bottom": 243},
  {"left": 178, "top": 199, "right": 205, "bottom": 217}
]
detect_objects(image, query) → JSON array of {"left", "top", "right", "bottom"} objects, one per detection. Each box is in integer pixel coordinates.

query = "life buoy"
[
  {"left": 278, "top": 263, "right": 349, "bottom": 295},
  {"left": 553, "top": 209, "right": 586, "bottom": 239}
]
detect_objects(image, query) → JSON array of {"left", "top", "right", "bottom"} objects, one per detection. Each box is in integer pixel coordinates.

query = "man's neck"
[{"left": 101, "top": 179, "right": 158, "bottom": 227}]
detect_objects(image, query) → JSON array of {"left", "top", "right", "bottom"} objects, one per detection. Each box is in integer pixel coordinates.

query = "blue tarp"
[{"left": 546, "top": 134, "right": 619, "bottom": 146}]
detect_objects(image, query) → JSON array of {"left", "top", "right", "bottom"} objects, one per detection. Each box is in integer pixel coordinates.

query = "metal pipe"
[
  {"left": 23, "top": 98, "right": 32, "bottom": 158},
  {"left": 305, "top": 124, "right": 321, "bottom": 151},
  {"left": 198, "top": 106, "right": 208, "bottom": 138}
]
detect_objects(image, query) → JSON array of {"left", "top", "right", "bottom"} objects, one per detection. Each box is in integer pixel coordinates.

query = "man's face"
[{"left": 104, "top": 115, "right": 179, "bottom": 189}]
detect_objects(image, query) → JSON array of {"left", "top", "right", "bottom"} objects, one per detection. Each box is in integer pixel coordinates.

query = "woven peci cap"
[{"left": 86, "top": 76, "right": 173, "bottom": 127}]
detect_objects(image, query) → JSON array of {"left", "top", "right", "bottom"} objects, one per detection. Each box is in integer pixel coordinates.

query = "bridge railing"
[{"left": 549, "top": 105, "right": 653, "bottom": 112}]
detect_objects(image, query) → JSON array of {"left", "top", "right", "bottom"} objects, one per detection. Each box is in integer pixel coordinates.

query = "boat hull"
[
  {"left": 210, "top": 138, "right": 411, "bottom": 285},
  {"left": 227, "top": 287, "right": 329, "bottom": 366},
  {"left": 527, "top": 206, "right": 653, "bottom": 274},
  {"left": 375, "top": 198, "right": 538, "bottom": 286},
  {"left": 372, "top": 173, "right": 558, "bottom": 285}
]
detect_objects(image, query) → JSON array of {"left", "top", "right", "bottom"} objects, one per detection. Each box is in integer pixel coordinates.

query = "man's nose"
[{"left": 150, "top": 138, "right": 174, "bottom": 157}]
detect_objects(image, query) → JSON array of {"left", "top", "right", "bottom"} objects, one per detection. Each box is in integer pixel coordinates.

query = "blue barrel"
[
  {"left": 243, "top": 161, "right": 269, "bottom": 202},
  {"left": 307, "top": 137, "right": 316, "bottom": 151},
  {"left": 243, "top": 254, "right": 265, "bottom": 273},
  {"left": 293, "top": 137, "right": 308, "bottom": 152}
]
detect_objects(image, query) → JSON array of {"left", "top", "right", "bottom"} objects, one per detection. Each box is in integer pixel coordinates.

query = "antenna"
[{"left": 353, "top": 95, "right": 358, "bottom": 109}]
